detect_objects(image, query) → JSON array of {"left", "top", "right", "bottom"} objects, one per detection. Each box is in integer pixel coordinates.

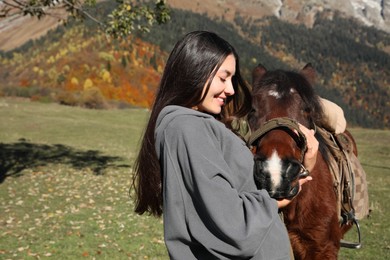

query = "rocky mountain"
[{"left": 167, "top": 0, "right": 389, "bottom": 33}]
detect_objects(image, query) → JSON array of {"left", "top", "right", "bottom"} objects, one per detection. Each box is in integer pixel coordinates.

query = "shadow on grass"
[{"left": 0, "top": 139, "right": 131, "bottom": 183}]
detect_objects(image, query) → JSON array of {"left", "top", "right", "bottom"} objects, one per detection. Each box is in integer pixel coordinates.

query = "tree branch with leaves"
[{"left": 0, "top": 0, "right": 171, "bottom": 37}]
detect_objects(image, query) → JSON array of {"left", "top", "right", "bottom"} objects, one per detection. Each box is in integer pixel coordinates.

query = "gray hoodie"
[{"left": 155, "top": 105, "right": 291, "bottom": 260}]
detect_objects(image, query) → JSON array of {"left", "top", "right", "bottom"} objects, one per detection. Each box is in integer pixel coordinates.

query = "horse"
[{"left": 247, "top": 63, "right": 357, "bottom": 259}]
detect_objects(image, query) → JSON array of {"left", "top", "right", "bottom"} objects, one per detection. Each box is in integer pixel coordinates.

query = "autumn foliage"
[{"left": 0, "top": 26, "right": 168, "bottom": 109}]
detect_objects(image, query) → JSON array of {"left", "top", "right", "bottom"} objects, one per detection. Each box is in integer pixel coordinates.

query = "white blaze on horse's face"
[
  {"left": 268, "top": 88, "right": 295, "bottom": 99},
  {"left": 265, "top": 150, "right": 283, "bottom": 192},
  {"left": 268, "top": 90, "right": 281, "bottom": 99}
]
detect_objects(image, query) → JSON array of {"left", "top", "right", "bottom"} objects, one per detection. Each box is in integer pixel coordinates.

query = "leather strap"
[{"left": 247, "top": 117, "right": 308, "bottom": 162}]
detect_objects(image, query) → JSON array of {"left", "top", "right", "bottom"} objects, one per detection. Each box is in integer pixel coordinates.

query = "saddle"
[{"left": 316, "top": 126, "right": 370, "bottom": 248}]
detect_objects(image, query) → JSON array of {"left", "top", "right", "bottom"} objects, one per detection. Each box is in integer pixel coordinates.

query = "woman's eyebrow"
[{"left": 220, "top": 69, "right": 233, "bottom": 76}]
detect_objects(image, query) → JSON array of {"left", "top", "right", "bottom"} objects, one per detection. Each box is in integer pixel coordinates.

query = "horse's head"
[{"left": 248, "top": 63, "right": 324, "bottom": 199}]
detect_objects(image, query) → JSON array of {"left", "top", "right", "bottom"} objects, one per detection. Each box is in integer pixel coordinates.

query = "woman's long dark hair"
[{"left": 132, "top": 31, "right": 252, "bottom": 216}]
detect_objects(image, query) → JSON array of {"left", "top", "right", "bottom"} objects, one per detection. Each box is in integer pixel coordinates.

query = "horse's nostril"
[
  {"left": 284, "top": 161, "right": 301, "bottom": 180},
  {"left": 299, "top": 166, "right": 310, "bottom": 179}
]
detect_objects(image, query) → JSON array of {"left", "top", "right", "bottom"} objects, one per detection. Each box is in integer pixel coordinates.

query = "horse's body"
[{"left": 248, "top": 64, "right": 354, "bottom": 259}]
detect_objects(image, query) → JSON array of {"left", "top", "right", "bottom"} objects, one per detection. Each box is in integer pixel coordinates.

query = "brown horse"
[{"left": 247, "top": 64, "right": 356, "bottom": 259}]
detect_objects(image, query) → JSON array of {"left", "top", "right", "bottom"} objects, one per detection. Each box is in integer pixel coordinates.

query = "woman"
[{"left": 133, "top": 31, "right": 317, "bottom": 259}]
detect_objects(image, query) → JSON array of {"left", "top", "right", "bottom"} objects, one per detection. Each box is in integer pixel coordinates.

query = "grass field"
[{"left": 0, "top": 98, "right": 389, "bottom": 259}]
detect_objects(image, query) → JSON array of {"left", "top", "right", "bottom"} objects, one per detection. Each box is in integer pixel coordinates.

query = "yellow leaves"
[
  {"left": 98, "top": 243, "right": 107, "bottom": 248},
  {"left": 68, "top": 44, "right": 78, "bottom": 53},
  {"left": 100, "top": 69, "right": 112, "bottom": 83},
  {"left": 71, "top": 77, "right": 79, "bottom": 86},
  {"left": 156, "top": 64, "right": 163, "bottom": 73},
  {"left": 103, "top": 206, "right": 113, "bottom": 211},
  {"left": 84, "top": 78, "right": 94, "bottom": 90},
  {"left": 69, "top": 204, "right": 80, "bottom": 213},
  {"left": 33, "top": 66, "right": 45, "bottom": 77},
  {"left": 62, "top": 65, "right": 70, "bottom": 73},
  {"left": 83, "top": 64, "right": 90, "bottom": 73},
  {"left": 98, "top": 52, "right": 115, "bottom": 62},
  {"left": 6, "top": 217, "right": 15, "bottom": 224},
  {"left": 47, "top": 55, "right": 56, "bottom": 64},
  {"left": 152, "top": 237, "right": 164, "bottom": 244},
  {"left": 59, "top": 48, "right": 69, "bottom": 57},
  {"left": 17, "top": 246, "right": 28, "bottom": 252},
  {"left": 11, "top": 52, "right": 23, "bottom": 64},
  {"left": 47, "top": 68, "right": 58, "bottom": 81}
]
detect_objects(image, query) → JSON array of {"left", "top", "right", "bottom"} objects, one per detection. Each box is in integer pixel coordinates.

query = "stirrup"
[{"left": 340, "top": 218, "right": 362, "bottom": 249}]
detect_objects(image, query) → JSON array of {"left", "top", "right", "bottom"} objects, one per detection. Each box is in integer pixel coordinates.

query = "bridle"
[{"left": 247, "top": 117, "right": 310, "bottom": 198}]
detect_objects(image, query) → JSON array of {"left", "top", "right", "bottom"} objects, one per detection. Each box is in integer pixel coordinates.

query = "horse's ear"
[
  {"left": 252, "top": 64, "right": 267, "bottom": 86},
  {"left": 301, "top": 63, "right": 316, "bottom": 84}
]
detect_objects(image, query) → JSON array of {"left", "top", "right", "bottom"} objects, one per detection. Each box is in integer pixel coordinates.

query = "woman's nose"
[{"left": 225, "top": 81, "right": 235, "bottom": 96}]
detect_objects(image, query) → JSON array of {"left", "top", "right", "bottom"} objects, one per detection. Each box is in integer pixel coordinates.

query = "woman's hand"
[
  {"left": 276, "top": 176, "right": 313, "bottom": 208},
  {"left": 299, "top": 124, "right": 319, "bottom": 172}
]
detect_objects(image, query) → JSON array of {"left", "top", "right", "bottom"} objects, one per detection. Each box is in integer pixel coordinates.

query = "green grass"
[
  {"left": 0, "top": 98, "right": 389, "bottom": 259},
  {"left": 0, "top": 98, "right": 166, "bottom": 259},
  {"left": 338, "top": 128, "right": 390, "bottom": 259}
]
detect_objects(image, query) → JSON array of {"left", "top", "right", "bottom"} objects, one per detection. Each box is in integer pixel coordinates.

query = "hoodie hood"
[{"left": 156, "top": 105, "right": 215, "bottom": 134}]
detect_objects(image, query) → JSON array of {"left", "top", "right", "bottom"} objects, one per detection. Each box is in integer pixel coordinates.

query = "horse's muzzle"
[{"left": 254, "top": 158, "right": 309, "bottom": 199}]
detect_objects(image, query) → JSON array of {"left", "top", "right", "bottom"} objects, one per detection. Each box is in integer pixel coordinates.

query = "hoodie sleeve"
[{"left": 160, "top": 115, "right": 290, "bottom": 259}]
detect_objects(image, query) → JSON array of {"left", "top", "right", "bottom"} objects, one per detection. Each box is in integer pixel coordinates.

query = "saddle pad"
[
  {"left": 347, "top": 149, "right": 370, "bottom": 220},
  {"left": 318, "top": 128, "right": 370, "bottom": 222}
]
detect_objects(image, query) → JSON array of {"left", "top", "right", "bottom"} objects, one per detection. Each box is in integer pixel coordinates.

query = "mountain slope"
[
  {"left": 0, "top": 8, "right": 68, "bottom": 51},
  {"left": 138, "top": 9, "right": 389, "bottom": 128}
]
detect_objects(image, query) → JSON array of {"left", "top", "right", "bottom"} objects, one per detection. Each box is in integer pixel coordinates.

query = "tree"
[{"left": 0, "top": 0, "right": 170, "bottom": 38}]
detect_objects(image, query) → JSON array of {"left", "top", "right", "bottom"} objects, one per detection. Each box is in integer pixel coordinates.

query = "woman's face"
[{"left": 197, "top": 54, "right": 236, "bottom": 115}]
